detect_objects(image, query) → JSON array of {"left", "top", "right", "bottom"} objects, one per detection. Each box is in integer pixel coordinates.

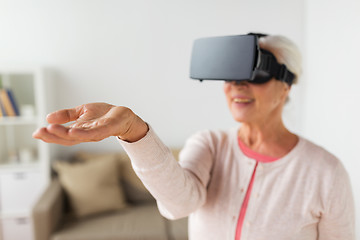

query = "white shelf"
[
  {"left": 0, "top": 210, "right": 30, "bottom": 219},
  {"left": 0, "top": 163, "right": 40, "bottom": 173},
  {"left": 0, "top": 116, "right": 38, "bottom": 126},
  {"left": 0, "top": 67, "right": 52, "bottom": 240}
]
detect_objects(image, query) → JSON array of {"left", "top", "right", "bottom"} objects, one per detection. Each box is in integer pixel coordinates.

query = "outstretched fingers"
[
  {"left": 32, "top": 127, "right": 82, "bottom": 146},
  {"left": 45, "top": 122, "right": 115, "bottom": 142}
]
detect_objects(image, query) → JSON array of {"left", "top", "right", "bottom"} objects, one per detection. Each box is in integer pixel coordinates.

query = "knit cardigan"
[{"left": 118, "top": 126, "right": 355, "bottom": 240}]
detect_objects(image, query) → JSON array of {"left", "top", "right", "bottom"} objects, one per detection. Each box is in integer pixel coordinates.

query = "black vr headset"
[{"left": 189, "top": 33, "right": 295, "bottom": 85}]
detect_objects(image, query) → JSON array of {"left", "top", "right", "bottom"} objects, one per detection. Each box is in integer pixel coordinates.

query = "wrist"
[{"left": 118, "top": 118, "right": 149, "bottom": 143}]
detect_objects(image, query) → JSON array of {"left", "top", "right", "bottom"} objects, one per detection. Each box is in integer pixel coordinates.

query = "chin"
[
  {"left": 230, "top": 108, "right": 254, "bottom": 123},
  {"left": 231, "top": 114, "right": 251, "bottom": 123}
]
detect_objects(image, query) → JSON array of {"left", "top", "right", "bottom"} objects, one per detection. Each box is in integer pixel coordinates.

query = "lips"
[{"left": 233, "top": 97, "right": 254, "bottom": 103}]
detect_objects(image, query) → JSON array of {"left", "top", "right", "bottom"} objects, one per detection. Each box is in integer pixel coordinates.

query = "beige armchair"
[
  {"left": 32, "top": 151, "right": 188, "bottom": 240},
  {"left": 32, "top": 179, "right": 64, "bottom": 240}
]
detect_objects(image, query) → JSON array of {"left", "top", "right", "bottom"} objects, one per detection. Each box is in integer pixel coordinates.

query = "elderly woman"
[{"left": 33, "top": 34, "right": 355, "bottom": 240}]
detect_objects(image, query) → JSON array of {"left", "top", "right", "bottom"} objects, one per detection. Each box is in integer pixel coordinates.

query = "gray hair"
[{"left": 258, "top": 35, "right": 302, "bottom": 84}]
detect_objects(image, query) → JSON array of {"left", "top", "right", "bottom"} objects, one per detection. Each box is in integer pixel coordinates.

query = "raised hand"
[{"left": 32, "top": 102, "right": 149, "bottom": 146}]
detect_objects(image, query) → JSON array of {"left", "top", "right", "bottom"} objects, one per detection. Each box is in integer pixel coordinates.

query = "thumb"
[{"left": 46, "top": 105, "right": 84, "bottom": 124}]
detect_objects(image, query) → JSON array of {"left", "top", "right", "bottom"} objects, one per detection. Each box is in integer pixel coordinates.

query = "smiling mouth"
[{"left": 233, "top": 98, "right": 253, "bottom": 103}]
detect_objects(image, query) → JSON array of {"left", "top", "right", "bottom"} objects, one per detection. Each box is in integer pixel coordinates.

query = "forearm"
[{"left": 118, "top": 126, "right": 207, "bottom": 219}]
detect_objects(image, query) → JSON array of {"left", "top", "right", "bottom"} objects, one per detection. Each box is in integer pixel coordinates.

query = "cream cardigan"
[{"left": 119, "top": 126, "right": 355, "bottom": 240}]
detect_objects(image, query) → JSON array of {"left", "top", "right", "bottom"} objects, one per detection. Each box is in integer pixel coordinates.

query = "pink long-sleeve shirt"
[{"left": 118, "top": 126, "right": 355, "bottom": 240}]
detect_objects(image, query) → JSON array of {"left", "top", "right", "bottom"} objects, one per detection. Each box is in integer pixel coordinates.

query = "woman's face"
[{"left": 223, "top": 79, "right": 290, "bottom": 124}]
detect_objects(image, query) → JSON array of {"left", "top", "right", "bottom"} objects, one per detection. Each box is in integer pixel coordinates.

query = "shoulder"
[
  {"left": 295, "top": 136, "right": 349, "bottom": 180},
  {"left": 181, "top": 128, "right": 238, "bottom": 158},
  {"left": 299, "top": 137, "right": 339, "bottom": 166},
  {"left": 185, "top": 128, "right": 237, "bottom": 148}
]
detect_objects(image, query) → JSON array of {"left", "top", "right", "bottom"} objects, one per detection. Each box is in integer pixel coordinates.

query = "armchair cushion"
[
  {"left": 75, "top": 151, "right": 155, "bottom": 204},
  {"left": 53, "top": 155, "right": 128, "bottom": 218},
  {"left": 51, "top": 204, "right": 168, "bottom": 240}
]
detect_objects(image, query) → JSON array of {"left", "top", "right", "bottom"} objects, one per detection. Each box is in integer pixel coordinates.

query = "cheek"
[
  {"left": 223, "top": 83, "right": 230, "bottom": 94},
  {"left": 275, "top": 84, "right": 289, "bottom": 102},
  {"left": 268, "top": 85, "right": 288, "bottom": 107},
  {"left": 253, "top": 85, "right": 282, "bottom": 109},
  {"left": 223, "top": 83, "right": 232, "bottom": 103}
]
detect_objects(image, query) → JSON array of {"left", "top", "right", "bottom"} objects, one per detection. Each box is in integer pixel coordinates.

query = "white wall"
[
  {"left": 304, "top": 0, "right": 360, "bottom": 236},
  {"left": 0, "top": 0, "right": 305, "bottom": 154}
]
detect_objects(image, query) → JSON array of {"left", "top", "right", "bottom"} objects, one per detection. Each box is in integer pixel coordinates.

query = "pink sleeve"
[{"left": 118, "top": 126, "right": 214, "bottom": 219}]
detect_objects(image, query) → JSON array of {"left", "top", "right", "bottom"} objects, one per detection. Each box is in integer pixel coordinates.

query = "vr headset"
[{"left": 189, "top": 34, "right": 295, "bottom": 85}]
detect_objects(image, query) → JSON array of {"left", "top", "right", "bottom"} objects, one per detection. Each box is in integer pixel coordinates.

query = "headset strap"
[
  {"left": 259, "top": 50, "right": 295, "bottom": 86},
  {"left": 248, "top": 33, "right": 295, "bottom": 85}
]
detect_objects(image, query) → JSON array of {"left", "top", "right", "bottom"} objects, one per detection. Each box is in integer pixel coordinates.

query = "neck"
[{"left": 238, "top": 118, "right": 298, "bottom": 158}]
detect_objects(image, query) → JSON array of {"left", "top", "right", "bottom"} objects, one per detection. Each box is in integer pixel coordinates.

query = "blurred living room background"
[{"left": 0, "top": 0, "right": 359, "bottom": 239}]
